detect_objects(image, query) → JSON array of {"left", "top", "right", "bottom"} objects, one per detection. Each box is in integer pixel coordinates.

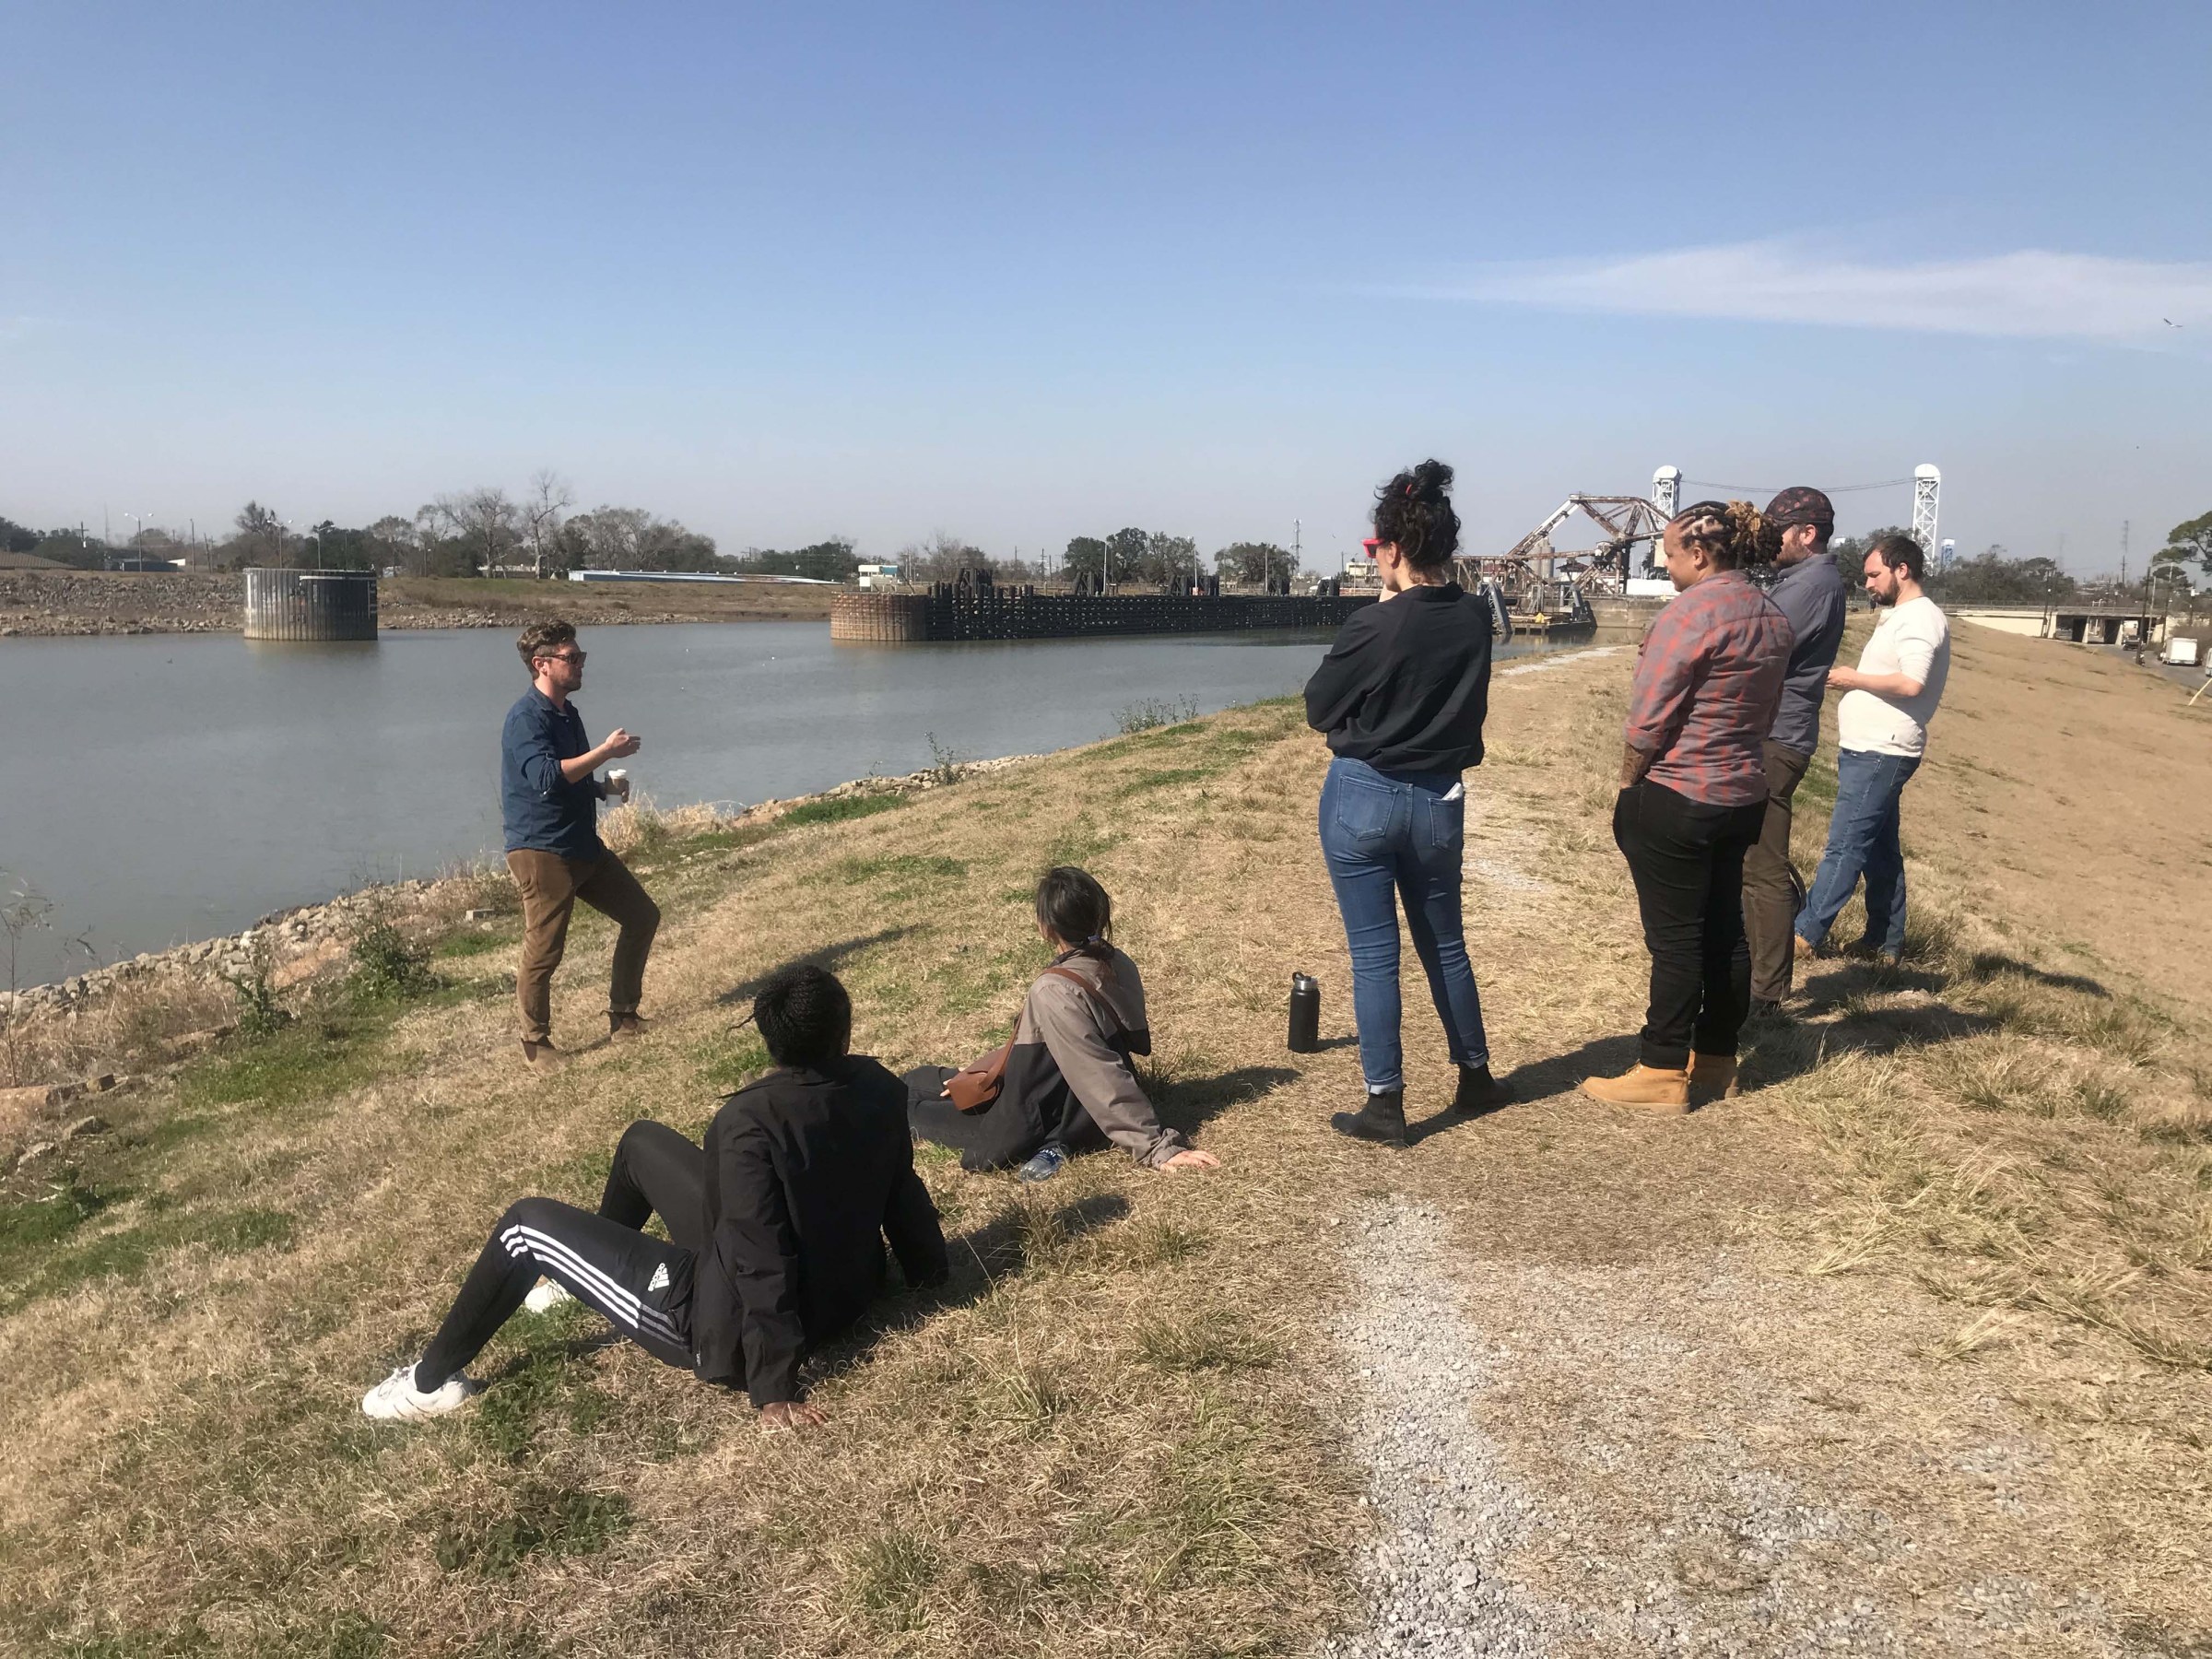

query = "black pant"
[
  {"left": 415, "top": 1121, "right": 705, "bottom": 1391},
  {"left": 1613, "top": 781, "right": 1767, "bottom": 1069},
  {"left": 902, "top": 1064, "right": 1107, "bottom": 1171},
  {"left": 597, "top": 1119, "right": 708, "bottom": 1255}
]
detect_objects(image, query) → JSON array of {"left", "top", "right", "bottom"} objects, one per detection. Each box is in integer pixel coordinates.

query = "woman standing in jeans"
[
  {"left": 1585, "top": 500, "right": 1791, "bottom": 1114},
  {"left": 1305, "top": 459, "right": 1509, "bottom": 1147}
]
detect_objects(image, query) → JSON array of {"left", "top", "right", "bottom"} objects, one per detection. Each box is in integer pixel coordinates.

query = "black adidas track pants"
[{"left": 415, "top": 1121, "right": 709, "bottom": 1390}]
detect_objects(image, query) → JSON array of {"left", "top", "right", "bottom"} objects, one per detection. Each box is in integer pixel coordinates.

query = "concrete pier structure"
[{"left": 242, "top": 570, "right": 379, "bottom": 641}]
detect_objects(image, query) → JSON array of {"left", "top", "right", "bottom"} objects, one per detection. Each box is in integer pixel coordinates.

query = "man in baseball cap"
[{"left": 1744, "top": 488, "right": 1847, "bottom": 1016}]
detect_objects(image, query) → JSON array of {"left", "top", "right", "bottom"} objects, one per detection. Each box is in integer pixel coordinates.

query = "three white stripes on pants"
[{"left": 499, "top": 1222, "right": 683, "bottom": 1346}]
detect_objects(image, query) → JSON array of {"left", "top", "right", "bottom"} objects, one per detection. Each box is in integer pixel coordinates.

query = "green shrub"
[
  {"left": 1114, "top": 696, "right": 1200, "bottom": 735},
  {"left": 350, "top": 919, "right": 436, "bottom": 1000}
]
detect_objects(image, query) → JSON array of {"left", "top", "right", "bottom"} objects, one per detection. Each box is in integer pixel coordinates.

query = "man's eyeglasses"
[{"left": 537, "top": 649, "right": 586, "bottom": 665}]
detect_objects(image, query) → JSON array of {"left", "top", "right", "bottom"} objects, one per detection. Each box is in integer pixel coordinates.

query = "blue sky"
[{"left": 6, "top": 1, "right": 2207, "bottom": 571}]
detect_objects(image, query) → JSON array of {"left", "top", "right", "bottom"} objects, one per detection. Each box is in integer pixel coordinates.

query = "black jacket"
[
  {"left": 691, "top": 1056, "right": 948, "bottom": 1406},
  {"left": 1303, "top": 582, "right": 1493, "bottom": 773}
]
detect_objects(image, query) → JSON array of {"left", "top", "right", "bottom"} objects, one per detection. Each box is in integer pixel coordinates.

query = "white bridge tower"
[
  {"left": 1912, "top": 465, "right": 1941, "bottom": 556},
  {"left": 1651, "top": 465, "right": 1680, "bottom": 520}
]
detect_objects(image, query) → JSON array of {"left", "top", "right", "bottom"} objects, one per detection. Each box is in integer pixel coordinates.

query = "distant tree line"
[
  {"left": 0, "top": 470, "right": 832, "bottom": 581},
  {"left": 1818, "top": 524, "right": 2078, "bottom": 606},
  {"left": 1053, "top": 530, "right": 1298, "bottom": 590}
]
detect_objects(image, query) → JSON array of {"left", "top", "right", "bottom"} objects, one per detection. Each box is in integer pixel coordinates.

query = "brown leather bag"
[{"left": 945, "top": 964, "right": 1118, "bottom": 1113}]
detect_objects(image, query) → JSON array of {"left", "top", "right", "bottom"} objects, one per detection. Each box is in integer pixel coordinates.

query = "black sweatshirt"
[
  {"left": 691, "top": 1056, "right": 948, "bottom": 1406},
  {"left": 1303, "top": 582, "right": 1493, "bottom": 773}
]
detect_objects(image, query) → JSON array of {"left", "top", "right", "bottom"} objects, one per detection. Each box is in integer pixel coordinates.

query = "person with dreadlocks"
[
  {"left": 905, "top": 866, "right": 1222, "bottom": 1182},
  {"left": 1583, "top": 500, "right": 1792, "bottom": 1115}
]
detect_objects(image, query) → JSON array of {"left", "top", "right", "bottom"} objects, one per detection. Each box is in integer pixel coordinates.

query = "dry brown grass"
[
  {"left": 1, "top": 972, "right": 241, "bottom": 1094},
  {"left": 0, "top": 697, "right": 1361, "bottom": 1658},
  {"left": 3, "top": 639, "right": 2208, "bottom": 1655}
]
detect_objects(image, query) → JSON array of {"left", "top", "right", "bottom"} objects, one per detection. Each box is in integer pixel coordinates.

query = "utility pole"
[
  {"left": 1293, "top": 519, "right": 1301, "bottom": 590},
  {"left": 2121, "top": 520, "right": 2130, "bottom": 589}
]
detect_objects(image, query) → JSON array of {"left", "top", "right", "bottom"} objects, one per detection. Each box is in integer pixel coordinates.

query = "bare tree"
[
  {"left": 235, "top": 501, "right": 285, "bottom": 565},
  {"left": 898, "top": 530, "right": 990, "bottom": 583},
  {"left": 524, "top": 470, "right": 574, "bottom": 578},
  {"left": 421, "top": 488, "right": 521, "bottom": 575},
  {"left": 366, "top": 515, "right": 419, "bottom": 575},
  {"left": 563, "top": 505, "right": 720, "bottom": 572}
]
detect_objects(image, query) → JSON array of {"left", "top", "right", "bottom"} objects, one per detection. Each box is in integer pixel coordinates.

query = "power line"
[{"left": 1679, "top": 476, "right": 1916, "bottom": 496}]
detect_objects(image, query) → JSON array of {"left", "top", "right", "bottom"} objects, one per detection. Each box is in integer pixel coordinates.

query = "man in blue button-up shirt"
[
  {"left": 1744, "top": 488, "right": 1848, "bottom": 1015},
  {"left": 502, "top": 620, "right": 659, "bottom": 1066}
]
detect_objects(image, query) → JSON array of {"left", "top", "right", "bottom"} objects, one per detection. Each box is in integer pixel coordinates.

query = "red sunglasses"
[{"left": 1360, "top": 537, "right": 1382, "bottom": 554}]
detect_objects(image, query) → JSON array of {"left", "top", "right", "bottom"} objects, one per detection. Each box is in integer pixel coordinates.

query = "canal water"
[{"left": 3, "top": 622, "right": 1563, "bottom": 987}]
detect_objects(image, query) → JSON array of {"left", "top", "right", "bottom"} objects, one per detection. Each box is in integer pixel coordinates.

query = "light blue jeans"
[
  {"left": 1318, "top": 755, "right": 1490, "bottom": 1093},
  {"left": 1796, "top": 747, "right": 1922, "bottom": 957}
]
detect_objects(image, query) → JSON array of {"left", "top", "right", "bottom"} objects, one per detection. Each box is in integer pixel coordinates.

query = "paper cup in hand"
[{"left": 607, "top": 769, "right": 629, "bottom": 798}]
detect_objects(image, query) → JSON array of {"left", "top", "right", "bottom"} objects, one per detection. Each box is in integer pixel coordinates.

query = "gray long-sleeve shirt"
[
  {"left": 1764, "top": 555, "right": 1849, "bottom": 754},
  {"left": 1020, "top": 949, "right": 1188, "bottom": 1168}
]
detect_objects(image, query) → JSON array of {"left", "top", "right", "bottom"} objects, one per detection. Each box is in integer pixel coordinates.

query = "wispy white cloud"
[{"left": 1393, "top": 242, "right": 2212, "bottom": 342}]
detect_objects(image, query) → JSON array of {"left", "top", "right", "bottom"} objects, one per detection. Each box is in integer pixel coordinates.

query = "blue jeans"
[
  {"left": 1318, "top": 755, "right": 1490, "bottom": 1093},
  {"left": 1796, "top": 748, "right": 1922, "bottom": 956}
]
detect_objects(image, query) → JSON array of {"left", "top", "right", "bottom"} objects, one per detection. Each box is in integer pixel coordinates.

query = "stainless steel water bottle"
[{"left": 1288, "top": 972, "right": 1321, "bottom": 1053}]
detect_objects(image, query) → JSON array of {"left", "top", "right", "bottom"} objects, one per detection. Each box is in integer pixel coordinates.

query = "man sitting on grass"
[{"left": 361, "top": 963, "right": 948, "bottom": 1430}]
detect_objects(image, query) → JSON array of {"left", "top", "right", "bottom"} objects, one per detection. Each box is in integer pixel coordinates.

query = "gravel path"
[
  {"left": 1323, "top": 1201, "right": 2133, "bottom": 1656},
  {"left": 1496, "top": 645, "right": 1627, "bottom": 679},
  {"left": 1321, "top": 1201, "right": 1560, "bottom": 1657}
]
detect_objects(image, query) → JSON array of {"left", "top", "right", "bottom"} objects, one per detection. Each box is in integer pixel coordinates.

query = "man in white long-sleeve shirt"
[{"left": 1794, "top": 535, "right": 1950, "bottom": 967}]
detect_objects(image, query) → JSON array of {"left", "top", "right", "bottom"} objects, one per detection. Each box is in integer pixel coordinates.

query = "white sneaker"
[
  {"left": 524, "top": 1279, "right": 574, "bottom": 1315},
  {"left": 360, "top": 1363, "right": 478, "bottom": 1422}
]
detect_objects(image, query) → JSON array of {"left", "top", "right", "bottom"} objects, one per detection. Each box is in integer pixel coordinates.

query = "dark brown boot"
[
  {"left": 1688, "top": 1053, "right": 1740, "bottom": 1105},
  {"left": 520, "top": 1039, "right": 566, "bottom": 1072}
]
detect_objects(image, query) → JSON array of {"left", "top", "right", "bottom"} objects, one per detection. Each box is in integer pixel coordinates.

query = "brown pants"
[
  {"left": 507, "top": 849, "right": 660, "bottom": 1043},
  {"left": 1742, "top": 740, "right": 1812, "bottom": 1004}
]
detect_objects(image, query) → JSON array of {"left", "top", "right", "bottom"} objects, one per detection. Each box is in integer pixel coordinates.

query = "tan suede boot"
[
  {"left": 1580, "top": 1064, "right": 1690, "bottom": 1115},
  {"left": 1688, "top": 1053, "right": 1739, "bottom": 1104}
]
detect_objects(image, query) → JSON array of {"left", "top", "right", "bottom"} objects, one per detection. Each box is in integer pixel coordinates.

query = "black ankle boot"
[
  {"left": 1331, "top": 1088, "right": 1407, "bottom": 1147},
  {"left": 1449, "top": 1064, "right": 1512, "bottom": 1114}
]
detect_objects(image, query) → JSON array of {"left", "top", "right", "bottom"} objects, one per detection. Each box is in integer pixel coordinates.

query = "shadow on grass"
[
  {"left": 1963, "top": 951, "right": 2111, "bottom": 999},
  {"left": 801, "top": 1192, "right": 1133, "bottom": 1394},
  {"left": 1470, "top": 1037, "right": 1641, "bottom": 1116},
  {"left": 1156, "top": 1064, "right": 1299, "bottom": 1135},
  {"left": 712, "top": 928, "right": 917, "bottom": 1007},
  {"left": 1497, "top": 985, "right": 2006, "bottom": 1110}
]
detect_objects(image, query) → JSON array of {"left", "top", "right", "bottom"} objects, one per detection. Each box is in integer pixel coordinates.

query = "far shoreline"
[{"left": 0, "top": 568, "right": 836, "bottom": 640}]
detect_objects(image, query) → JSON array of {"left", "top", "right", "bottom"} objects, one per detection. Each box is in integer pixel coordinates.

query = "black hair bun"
[
  {"left": 1372, "top": 458, "right": 1462, "bottom": 570},
  {"left": 1408, "top": 458, "right": 1454, "bottom": 503}
]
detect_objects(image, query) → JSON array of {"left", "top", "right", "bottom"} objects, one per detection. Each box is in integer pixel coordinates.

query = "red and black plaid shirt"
[{"left": 1624, "top": 571, "right": 1793, "bottom": 806}]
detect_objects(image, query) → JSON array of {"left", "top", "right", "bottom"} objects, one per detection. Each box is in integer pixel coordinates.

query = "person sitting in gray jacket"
[{"left": 906, "top": 866, "right": 1223, "bottom": 1183}]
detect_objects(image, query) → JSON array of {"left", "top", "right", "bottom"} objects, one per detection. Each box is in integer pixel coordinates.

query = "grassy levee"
[{"left": 3, "top": 631, "right": 2208, "bottom": 1655}]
